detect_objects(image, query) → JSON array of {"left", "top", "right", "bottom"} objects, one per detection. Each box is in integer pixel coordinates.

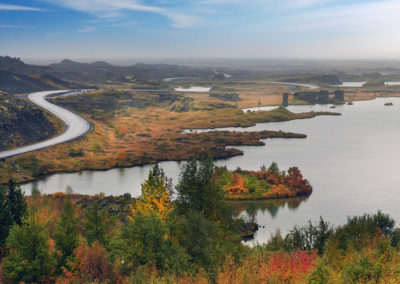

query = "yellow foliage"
[
  {"left": 226, "top": 185, "right": 249, "bottom": 196},
  {"left": 129, "top": 172, "right": 172, "bottom": 220}
]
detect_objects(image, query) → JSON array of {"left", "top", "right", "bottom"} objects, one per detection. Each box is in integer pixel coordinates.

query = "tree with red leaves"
[
  {"left": 285, "top": 167, "right": 312, "bottom": 195},
  {"left": 62, "top": 242, "right": 112, "bottom": 283}
]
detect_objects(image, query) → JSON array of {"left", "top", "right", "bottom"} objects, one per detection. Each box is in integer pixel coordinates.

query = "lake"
[
  {"left": 334, "top": 81, "right": 366, "bottom": 87},
  {"left": 22, "top": 97, "right": 400, "bottom": 244},
  {"left": 333, "top": 81, "right": 400, "bottom": 87},
  {"left": 385, "top": 82, "right": 400, "bottom": 86},
  {"left": 174, "top": 86, "right": 211, "bottom": 92}
]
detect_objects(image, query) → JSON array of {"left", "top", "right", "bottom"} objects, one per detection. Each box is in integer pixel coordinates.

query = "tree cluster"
[
  {"left": 2, "top": 160, "right": 400, "bottom": 283},
  {"left": 0, "top": 159, "right": 245, "bottom": 283},
  {"left": 216, "top": 162, "right": 312, "bottom": 200}
]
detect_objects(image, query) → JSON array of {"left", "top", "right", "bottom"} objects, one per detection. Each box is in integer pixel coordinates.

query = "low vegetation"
[
  {"left": 0, "top": 88, "right": 339, "bottom": 184},
  {"left": 209, "top": 92, "right": 241, "bottom": 102},
  {"left": 1, "top": 160, "right": 400, "bottom": 283},
  {"left": 292, "top": 90, "right": 345, "bottom": 105},
  {"left": 216, "top": 162, "right": 312, "bottom": 200}
]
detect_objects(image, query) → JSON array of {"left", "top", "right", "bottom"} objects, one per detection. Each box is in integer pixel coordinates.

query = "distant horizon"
[{"left": 17, "top": 57, "right": 400, "bottom": 67}]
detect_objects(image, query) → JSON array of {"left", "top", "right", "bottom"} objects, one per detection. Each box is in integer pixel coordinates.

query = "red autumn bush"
[
  {"left": 259, "top": 250, "right": 318, "bottom": 283},
  {"left": 61, "top": 242, "right": 112, "bottom": 283},
  {"left": 285, "top": 167, "right": 312, "bottom": 195}
]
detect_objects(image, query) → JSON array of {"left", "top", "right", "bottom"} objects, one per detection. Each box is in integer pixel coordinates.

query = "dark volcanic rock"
[
  {"left": 0, "top": 91, "right": 58, "bottom": 151},
  {"left": 241, "top": 221, "right": 259, "bottom": 241},
  {"left": 75, "top": 193, "right": 136, "bottom": 218}
]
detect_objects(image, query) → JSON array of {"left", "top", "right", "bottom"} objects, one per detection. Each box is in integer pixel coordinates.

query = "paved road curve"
[
  {"left": 0, "top": 81, "right": 317, "bottom": 159},
  {"left": 241, "top": 81, "right": 319, "bottom": 90},
  {"left": 0, "top": 90, "right": 90, "bottom": 159}
]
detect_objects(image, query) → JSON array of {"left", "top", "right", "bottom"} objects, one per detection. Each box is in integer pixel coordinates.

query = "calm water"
[
  {"left": 174, "top": 86, "right": 211, "bottom": 92},
  {"left": 334, "top": 81, "right": 366, "bottom": 87},
  {"left": 22, "top": 97, "right": 400, "bottom": 244},
  {"left": 334, "top": 81, "right": 400, "bottom": 87},
  {"left": 385, "top": 82, "right": 400, "bottom": 86}
]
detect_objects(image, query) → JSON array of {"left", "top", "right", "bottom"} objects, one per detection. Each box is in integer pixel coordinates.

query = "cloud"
[
  {"left": 78, "top": 26, "right": 95, "bottom": 33},
  {"left": 199, "top": 0, "right": 330, "bottom": 7},
  {"left": 0, "top": 4, "right": 43, "bottom": 11},
  {"left": 163, "top": 11, "right": 199, "bottom": 28},
  {"left": 44, "top": 0, "right": 198, "bottom": 27},
  {"left": 275, "top": 0, "right": 400, "bottom": 33},
  {"left": 288, "top": 0, "right": 331, "bottom": 7},
  {"left": 258, "top": 0, "right": 400, "bottom": 59}
]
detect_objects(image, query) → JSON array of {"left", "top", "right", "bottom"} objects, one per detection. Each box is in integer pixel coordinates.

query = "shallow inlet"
[
  {"left": 174, "top": 86, "right": 211, "bottom": 92},
  {"left": 22, "top": 97, "right": 400, "bottom": 243},
  {"left": 385, "top": 82, "right": 400, "bottom": 86}
]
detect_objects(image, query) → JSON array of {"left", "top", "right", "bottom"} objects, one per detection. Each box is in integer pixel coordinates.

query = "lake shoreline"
[
  {"left": 6, "top": 94, "right": 396, "bottom": 188},
  {"left": 3, "top": 108, "right": 337, "bottom": 185},
  {"left": 4, "top": 130, "right": 308, "bottom": 186}
]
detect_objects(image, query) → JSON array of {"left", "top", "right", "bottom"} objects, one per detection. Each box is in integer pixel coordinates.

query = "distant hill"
[
  {"left": 0, "top": 56, "right": 216, "bottom": 91},
  {"left": 0, "top": 91, "right": 58, "bottom": 151},
  {"left": 0, "top": 70, "right": 85, "bottom": 94},
  {"left": 0, "top": 56, "right": 88, "bottom": 94},
  {"left": 48, "top": 59, "right": 216, "bottom": 83}
]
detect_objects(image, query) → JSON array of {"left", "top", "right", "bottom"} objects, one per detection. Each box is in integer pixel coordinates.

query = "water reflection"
[
  {"left": 231, "top": 196, "right": 309, "bottom": 220},
  {"left": 20, "top": 97, "right": 400, "bottom": 243},
  {"left": 30, "top": 181, "right": 41, "bottom": 196}
]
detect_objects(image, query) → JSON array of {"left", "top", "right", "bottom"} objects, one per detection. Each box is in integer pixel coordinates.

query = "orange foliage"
[
  {"left": 222, "top": 167, "right": 312, "bottom": 200},
  {"left": 226, "top": 172, "right": 251, "bottom": 199},
  {"left": 232, "top": 172, "right": 244, "bottom": 188},
  {"left": 118, "top": 125, "right": 128, "bottom": 136},
  {"left": 117, "top": 149, "right": 127, "bottom": 162},
  {"left": 262, "top": 184, "right": 296, "bottom": 199},
  {"left": 52, "top": 192, "right": 66, "bottom": 199},
  {"left": 26, "top": 194, "right": 85, "bottom": 229},
  {"left": 226, "top": 185, "right": 249, "bottom": 197},
  {"left": 217, "top": 251, "right": 317, "bottom": 284},
  {"left": 61, "top": 243, "right": 112, "bottom": 283}
]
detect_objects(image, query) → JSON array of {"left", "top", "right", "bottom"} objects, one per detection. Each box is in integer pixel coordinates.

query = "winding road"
[
  {"left": 0, "top": 80, "right": 318, "bottom": 159},
  {"left": 0, "top": 90, "right": 90, "bottom": 159},
  {"left": 239, "top": 81, "right": 319, "bottom": 90}
]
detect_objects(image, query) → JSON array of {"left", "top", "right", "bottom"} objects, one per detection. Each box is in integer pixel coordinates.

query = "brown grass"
[{"left": 0, "top": 83, "right": 341, "bottom": 184}]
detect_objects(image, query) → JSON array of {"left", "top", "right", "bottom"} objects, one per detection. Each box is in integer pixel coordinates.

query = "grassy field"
[{"left": 4, "top": 79, "right": 396, "bottom": 184}]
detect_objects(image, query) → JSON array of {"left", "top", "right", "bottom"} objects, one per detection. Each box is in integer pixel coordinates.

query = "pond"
[
  {"left": 22, "top": 97, "right": 400, "bottom": 244},
  {"left": 333, "top": 81, "right": 366, "bottom": 87},
  {"left": 385, "top": 82, "right": 400, "bottom": 86},
  {"left": 174, "top": 86, "right": 211, "bottom": 92}
]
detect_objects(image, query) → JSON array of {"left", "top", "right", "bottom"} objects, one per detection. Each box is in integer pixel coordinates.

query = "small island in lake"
[
  {"left": 384, "top": 102, "right": 393, "bottom": 106},
  {"left": 215, "top": 162, "right": 312, "bottom": 200}
]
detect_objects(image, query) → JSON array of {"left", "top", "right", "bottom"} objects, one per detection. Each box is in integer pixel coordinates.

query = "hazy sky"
[{"left": 1, "top": 0, "right": 400, "bottom": 61}]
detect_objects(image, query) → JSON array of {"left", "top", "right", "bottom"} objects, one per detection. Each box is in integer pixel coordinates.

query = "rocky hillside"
[
  {"left": 0, "top": 56, "right": 88, "bottom": 94},
  {"left": 0, "top": 91, "right": 59, "bottom": 151}
]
